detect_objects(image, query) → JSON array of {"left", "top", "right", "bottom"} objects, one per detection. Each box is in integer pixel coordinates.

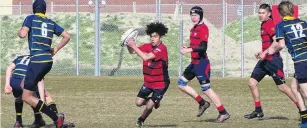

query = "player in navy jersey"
[
  {"left": 126, "top": 22, "right": 169, "bottom": 127},
  {"left": 4, "top": 55, "right": 58, "bottom": 127},
  {"left": 244, "top": 3, "right": 298, "bottom": 119},
  {"left": 259, "top": 1, "right": 307, "bottom": 127},
  {"left": 177, "top": 6, "right": 229, "bottom": 123},
  {"left": 18, "top": 0, "right": 71, "bottom": 127}
]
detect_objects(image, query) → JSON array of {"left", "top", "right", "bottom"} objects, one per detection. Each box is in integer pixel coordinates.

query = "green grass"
[
  {"left": 1, "top": 76, "right": 301, "bottom": 128},
  {"left": 225, "top": 16, "right": 307, "bottom": 43}
]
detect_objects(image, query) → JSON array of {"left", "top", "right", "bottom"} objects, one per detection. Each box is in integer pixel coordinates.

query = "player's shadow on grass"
[
  {"left": 262, "top": 116, "right": 289, "bottom": 120},
  {"left": 145, "top": 124, "right": 177, "bottom": 128},
  {"left": 24, "top": 124, "right": 54, "bottom": 128}
]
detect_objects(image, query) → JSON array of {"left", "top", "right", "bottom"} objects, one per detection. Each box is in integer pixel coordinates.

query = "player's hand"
[
  {"left": 51, "top": 47, "right": 57, "bottom": 57},
  {"left": 181, "top": 48, "right": 191, "bottom": 55},
  {"left": 255, "top": 52, "right": 261, "bottom": 59},
  {"left": 258, "top": 51, "right": 267, "bottom": 60},
  {"left": 182, "top": 45, "right": 188, "bottom": 48},
  {"left": 4, "top": 85, "right": 12, "bottom": 94},
  {"left": 126, "top": 39, "right": 137, "bottom": 48}
]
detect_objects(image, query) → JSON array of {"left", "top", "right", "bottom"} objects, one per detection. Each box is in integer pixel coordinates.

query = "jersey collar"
[
  {"left": 283, "top": 16, "right": 295, "bottom": 20},
  {"left": 35, "top": 13, "right": 46, "bottom": 18}
]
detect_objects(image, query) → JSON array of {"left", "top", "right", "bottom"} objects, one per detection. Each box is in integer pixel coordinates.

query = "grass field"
[{"left": 1, "top": 76, "right": 301, "bottom": 128}]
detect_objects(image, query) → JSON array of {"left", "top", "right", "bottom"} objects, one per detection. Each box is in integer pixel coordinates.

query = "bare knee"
[
  {"left": 248, "top": 78, "right": 258, "bottom": 88},
  {"left": 135, "top": 98, "right": 145, "bottom": 107}
]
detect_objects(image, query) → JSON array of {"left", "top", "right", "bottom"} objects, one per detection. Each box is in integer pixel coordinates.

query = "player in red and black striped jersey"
[
  {"left": 177, "top": 6, "right": 229, "bottom": 123},
  {"left": 126, "top": 22, "right": 169, "bottom": 127},
  {"left": 244, "top": 3, "right": 298, "bottom": 119}
]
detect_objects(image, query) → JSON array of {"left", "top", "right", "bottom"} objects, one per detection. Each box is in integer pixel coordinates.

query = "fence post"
[
  {"left": 76, "top": 0, "right": 79, "bottom": 75},
  {"left": 19, "top": 2, "right": 22, "bottom": 15},
  {"left": 253, "top": 2, "right": 257, "bottom": 15},
  {"left": 133, "top": 2, "right": 136, "bottom": 14},
  {"left": 240, "top": 0, "right": 244, "bottom": 77},
  {"left": 51, "top": 2, "right": 54, "bottom": 13},
  {"left": 225, "top": 2, "right": 228, "bottom": 24},
  {"left": 178, "top": 2, "right": 183, "bottom": 77},
  {"left": 156, "top": 0, "right": 161, "bottom": 22},
  {"left": 286, "top": 50, "right": 289, "bottom": 77},
  {"left": 222, "top": 0, "right": 226, "bottom": 77},
  {"left": 94, "top": 0, "right": 101, "bottom": 76}
]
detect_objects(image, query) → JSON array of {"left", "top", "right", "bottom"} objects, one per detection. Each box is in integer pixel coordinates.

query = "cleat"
[
  {"left": 135, "top": 118, "right": 144, "bottom": 127},
  {"left": 63, "top": 122, "right": 75, "bottom": 128},
  {"left": 31, "top": 119, "right": 46, "bottom": 128},
  {"left": 214, "top": 112, "right": 230, "bottom": 123},
  {"left": 13, "top": 121, "right": 23, "bottom": 128},
  {"left": 55, "top": 113, "right": 65, "bottom": 128},
  {"left": 244, "top": 111, "right": 264, "bottom": 119},
  {"left": 300, "top": 123, "right": 307, "bottom": 128},
  {"left": 197, "top": 101, "right": 210, "bottom": 117}
]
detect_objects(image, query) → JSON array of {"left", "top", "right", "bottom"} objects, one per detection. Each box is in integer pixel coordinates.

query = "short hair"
[
  {"left": 259, "top": 3, "right": 272, "bottom": 18},
  {"left": 278, "top": 1, "right": 294, "bottom": 17},
  {"left": 145, "top": 22, "right": 168, "bottom": 37}
]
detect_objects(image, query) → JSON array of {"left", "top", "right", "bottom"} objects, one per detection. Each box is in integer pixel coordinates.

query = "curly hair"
[{"left": 145, "top": 22, "right": 168, "bottom": 37}]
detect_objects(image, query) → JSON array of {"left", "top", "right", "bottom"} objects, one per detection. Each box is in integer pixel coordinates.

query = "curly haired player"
[{"left": 126, "top": 22, "right": 169, "bottom": 127}]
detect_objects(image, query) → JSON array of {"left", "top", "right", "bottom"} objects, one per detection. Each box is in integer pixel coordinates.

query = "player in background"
[
  {"left": 259, "top": 1, "right": 307, "bottom": 127},
  {"left": 244, "top": 3, "right": 299, "bottom": 119},
  {"left": 18, "top": 0, "right": 71, "bottom": 127},
  {"left": 178, "top": 6, "right": 230, "bottom": 123},
  {"left": 126, "top": 22, "right": 169, "bottom": 127},
  {"left": 4, "top": 55, "right": 58, "bottom": 128}
]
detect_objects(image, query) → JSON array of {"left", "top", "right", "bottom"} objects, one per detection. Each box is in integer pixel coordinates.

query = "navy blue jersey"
[
  {"left": 276, "top": 16, "right": 307, "bottom": 63},
  {"left": 12, "top": 55, "right": 31, "bottom": 79},
  {"left": 22, "top": 13, "right": 64, "bottom": 63}
]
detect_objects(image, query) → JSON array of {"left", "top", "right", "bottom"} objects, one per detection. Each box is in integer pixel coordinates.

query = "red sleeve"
[
  {"left": 138, "top": 44, "right": 147, "bottom": 52},
  {"left": 266, "top": 21, "right": 276, "bottom": 37},
  {"left": 200, "top": 25, "right": 209, "bottom": 42},
  {"left": 152, "top": 45, "right": 166, "bottom": 61}
]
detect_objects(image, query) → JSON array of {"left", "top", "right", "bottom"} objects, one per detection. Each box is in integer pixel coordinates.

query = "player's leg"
[
  {"left": 294, "top": 62, "right": 307, "bottom": 127},
  {"left": 267, "top": 56, "right": 299, "bottom": 108},
  {"left": 196, "top": 59, "right": 229, "bottom": 122},
  {"left": 136, "top": 84, "right": 152, "bottom": 107},
  {"left": 244, "top": 61, "right": 266, "bottom": 119},
  {"left": 291, "top": 77, "right": 305, "bottom": 111},
  {"left": 22, "top": 62, "right": 64, "bottom": 127},
  {"left": 135, "top": 84, "right": 153, "bottom": 127},
  {"left": 177, "top": 64, "right": 210, "bottom": 117},
  {"left": 10, "top": 78, "right": 24, "bottom": 127}
]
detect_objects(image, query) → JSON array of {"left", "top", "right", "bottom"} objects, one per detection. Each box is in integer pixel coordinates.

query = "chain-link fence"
[{"left": 1, "top": 0, "right": 307, "bottom": 77}]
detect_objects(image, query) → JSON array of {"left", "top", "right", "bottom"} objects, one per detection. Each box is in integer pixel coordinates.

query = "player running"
[
  {"left": 259, "top": 1, "right": 307, "bottom": 127},
  {"left": 18, "top": 0, "right": 71, "bottom": 127},
  {"left": 4, "top": 55, "right": 58, "bottom": 128},
  {"left": 244, "top": 3, "right": 299, "bottom": 119},
  {"left": 126, "top": 22, "right": 169, "bottom": 127},
  {"left": 178, "top": 6, "right": 230, "bottom": 123}
]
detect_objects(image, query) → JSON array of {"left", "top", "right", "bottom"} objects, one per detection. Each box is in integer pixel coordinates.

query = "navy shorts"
[
  {"left": 182, "top": 59, "right": 210, "bottom": 84},
  {"left": 10, "top": 77, "right": 23, "bottom": 98},
  {"left": 137, "top": 82, "right": 169, "bottom": 103},
  {"left": 251, "top": 56, "right": 285, "bottom": 85},
  {"left": 24, "top": 62, "right": 52, "bottom": 91},
  {"left": 294, "top": 61, "right": 307, "bottom": 83}
]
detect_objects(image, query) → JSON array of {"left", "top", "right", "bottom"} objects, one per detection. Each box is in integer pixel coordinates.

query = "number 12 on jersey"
[{"left": 291, "top": 24, "right": 306, "bottom": 38}]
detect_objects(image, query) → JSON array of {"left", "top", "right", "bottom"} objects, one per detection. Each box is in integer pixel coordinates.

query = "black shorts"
[
  {"left": 137, "top": 82, "right": 169, "bottom": 103},
  {"left": 251, "top": 56, "right": 285, "bottom": 85},
  {"left": 182, "top": 59, "right": 210, "bottom": 84},
  {"left": 24, "top": 62, "right": 52, "bottom": 91}
]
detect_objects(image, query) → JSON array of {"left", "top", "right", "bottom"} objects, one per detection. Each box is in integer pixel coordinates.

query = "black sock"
[
  {"left": 15, "top": 101, "right": 23, "bottom": 123},
  {"left": 35, "top": 100, "right": 58, "bottom": 121},
  {"left": 300, "top": 110, "right": 307, "bottom": 124},
  {"left": 48, "top": 102, "right": 58, "bottom": 113},
  {"left": 32, "top": 107, "right": 43, "bottom": 121},
  {"left": 255, "top": 107, "right": 262, "bottom": 112}
]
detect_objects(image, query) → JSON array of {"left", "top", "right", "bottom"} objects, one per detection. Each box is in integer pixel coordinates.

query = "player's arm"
[
  {"left": 18, "top": 16, "right": 32, "bottom": 38},
  {"left": 18, "top": 27, "right": 29, "bottom": 38},
  {"left": 126, "top": 40, "right": 155, "bottom": 61},
  {"left": 53, "top": 31, "right": 70, "bottom": 55},
  {"left": 181, "top": 41, "right": 207, "bottom": 55},
  {"left": 4, "top": 63, "right": 16, "bottom": 94}
]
